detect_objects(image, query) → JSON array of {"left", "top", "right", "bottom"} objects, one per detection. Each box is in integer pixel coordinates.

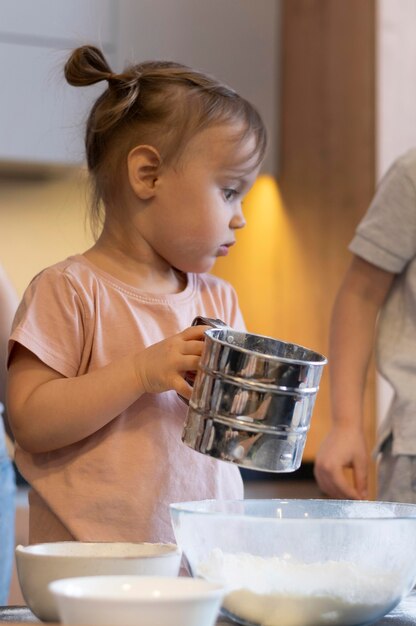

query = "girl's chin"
[{"left": 171, "top": 253, "right": 218, "bottom": 274}]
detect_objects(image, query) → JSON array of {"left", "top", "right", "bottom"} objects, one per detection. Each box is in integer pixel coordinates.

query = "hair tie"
[
  {"left": 107, "top": 71, "right": 141, "bottom": 88},
  {"left": 107, "top": 72, "right": 121, "bottom": 87}
]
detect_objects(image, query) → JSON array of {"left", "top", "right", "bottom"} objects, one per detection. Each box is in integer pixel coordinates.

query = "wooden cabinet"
[{"left": 0, "top": 0, "right": 116, "bottom": 166}]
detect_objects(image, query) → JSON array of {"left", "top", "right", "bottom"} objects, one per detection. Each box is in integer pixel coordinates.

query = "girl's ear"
[{"left": 127, "top": 145, "right": 162, "bottom": 200}]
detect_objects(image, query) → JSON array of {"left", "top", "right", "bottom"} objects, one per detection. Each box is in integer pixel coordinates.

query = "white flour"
[{"left": 197, "top": 549, "right": 401, "bottom": 626}]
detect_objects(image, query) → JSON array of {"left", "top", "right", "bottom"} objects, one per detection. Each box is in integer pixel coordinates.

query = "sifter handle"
[{"left": 190, "top": 316, "right": 229, "bottom": 329}]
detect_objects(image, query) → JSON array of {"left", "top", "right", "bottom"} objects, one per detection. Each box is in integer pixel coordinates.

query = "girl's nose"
[{"left": 230, "top": 205, "right": 246, "bottom": 230}]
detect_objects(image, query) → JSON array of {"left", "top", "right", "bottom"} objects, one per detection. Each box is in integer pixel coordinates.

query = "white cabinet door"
[
  {"left": 0, "top": 0, "right": 116, "bottom": 48},
  {"left": 0, "top": 43, "right": 105, "bottom": 165},
  {"left": 0, "top": 0, "right": 117, "bottom": 165}
]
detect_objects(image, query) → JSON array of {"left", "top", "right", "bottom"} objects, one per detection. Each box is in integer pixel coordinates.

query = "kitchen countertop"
[{"left": 2, "top": 593, "right": 416, "bottom": 625}]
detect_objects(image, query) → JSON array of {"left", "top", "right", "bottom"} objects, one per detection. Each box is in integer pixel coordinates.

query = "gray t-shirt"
[{"left": 349, "top": 149, "right": 416, "bottom": 455}]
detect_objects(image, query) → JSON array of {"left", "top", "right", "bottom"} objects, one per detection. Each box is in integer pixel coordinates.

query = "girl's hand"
[{"left": 134, "top": 325, "right": 208, "bottom": 400}]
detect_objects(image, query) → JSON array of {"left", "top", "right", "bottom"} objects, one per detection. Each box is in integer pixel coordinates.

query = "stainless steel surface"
[
  {"left": 3, "top": 599, "right": 416, "bottom": 625},
  {"left": 0, "top": 607, "right": 39, "bottom": 622},
  {"left": 183, "top": 408, "right": 306, "bottom": 472},
  {"left": 182, "top": 319, "right": 327, "bottom": 472},
  {"left": 190, "top": 316, "right": 229, "bottom": 330}
]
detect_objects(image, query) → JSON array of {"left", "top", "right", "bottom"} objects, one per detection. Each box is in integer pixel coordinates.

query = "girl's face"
[{"left": 138, "top": 123, "right": 261, "bottom": 274}]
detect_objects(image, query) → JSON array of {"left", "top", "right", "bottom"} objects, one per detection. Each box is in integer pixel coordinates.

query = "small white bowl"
[
  {"left": 16, "top": 542, "right": 181, "bottom": 622},
  {"left": 49, "top": 575, "right": 225, "bottom": 626}
]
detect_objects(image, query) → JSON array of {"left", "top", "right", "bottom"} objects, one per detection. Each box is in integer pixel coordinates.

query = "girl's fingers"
[
  {"left": 181, "top": 325, "right": 210, "bottom": 339},
  {"left": 179, "top": 355, "right": 201, "bottom": 372},
  {"left": 175, "top": 378, "right": 193, "bottom": 400},
  {"left": 181, "top": 340, "right": 205, "bottom": 356}
]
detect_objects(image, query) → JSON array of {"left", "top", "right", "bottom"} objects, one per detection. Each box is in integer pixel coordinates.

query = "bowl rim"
[
  {"left": 15, "top": 541, "right": 181, "bottom": 559},
  {"left": 48, "top": 575, "right": 225, "bottom": 602},
  {"left": 170, "top": 498, "right": 416, "bottom": 521}
]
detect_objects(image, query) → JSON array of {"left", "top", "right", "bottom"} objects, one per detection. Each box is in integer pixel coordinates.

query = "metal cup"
[{"left": 181, "top": 318, "right": 327, "bottom": 472}]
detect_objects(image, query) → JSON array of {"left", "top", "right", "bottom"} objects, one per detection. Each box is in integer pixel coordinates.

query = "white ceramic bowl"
[
  {"left": 16, "top": 541, "right": 181, "bottom": 622},
  {"left": 49, "top": 575, "right": 225, "bottom": 626}
]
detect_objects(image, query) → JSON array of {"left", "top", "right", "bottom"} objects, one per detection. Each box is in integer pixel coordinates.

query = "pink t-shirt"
[{"left": 9, "top": 255, "right": 244, "bottom": 543}]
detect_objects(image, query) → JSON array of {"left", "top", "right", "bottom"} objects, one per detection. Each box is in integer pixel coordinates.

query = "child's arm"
[
  {"left": 314, "top": 255, "right": 395, "bottom": 499},
  {"left": 7, "top": 325, "right": 207, "bottom": 454}
]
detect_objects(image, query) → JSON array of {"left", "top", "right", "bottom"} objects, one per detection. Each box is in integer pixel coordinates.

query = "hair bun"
[{"left": 64, "top": 45, "right": 113, "bottom": 87}]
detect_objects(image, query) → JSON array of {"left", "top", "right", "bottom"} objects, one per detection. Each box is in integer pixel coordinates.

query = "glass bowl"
[{"left": 170, "top": 499, "right": 416, "bottom": 626}]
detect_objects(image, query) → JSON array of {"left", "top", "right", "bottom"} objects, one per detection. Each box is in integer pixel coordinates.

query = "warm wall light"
[{"left": 212, "top": 174, "right": 301, "bottom": 339}]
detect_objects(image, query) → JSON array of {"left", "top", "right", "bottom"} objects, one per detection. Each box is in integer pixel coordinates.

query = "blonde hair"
[{"left": 65, "top": 45, "right": 267, "bottom": 236}]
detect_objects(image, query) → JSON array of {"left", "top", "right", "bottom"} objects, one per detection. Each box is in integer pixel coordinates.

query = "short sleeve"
[
  {"left": 349, "top": 151, "right": 416, "bottom": 273},
  {"left": 9, "top": 268, "right": 86, "bottom": 378}
]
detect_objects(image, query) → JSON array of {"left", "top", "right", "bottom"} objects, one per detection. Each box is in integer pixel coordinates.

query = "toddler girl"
[{"left": 7, "top": 46, "right": 266, "bottom": 544}]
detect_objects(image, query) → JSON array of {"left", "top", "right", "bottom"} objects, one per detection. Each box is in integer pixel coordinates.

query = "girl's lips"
[{"left": 217, "top": 242, "right": 234, "bottom": 256}]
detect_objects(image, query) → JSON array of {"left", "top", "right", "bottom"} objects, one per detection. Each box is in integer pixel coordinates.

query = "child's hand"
[
  {"left": 314, "top": 424, "right": 368, "bottom": 500},
  {"left": 134, "top": 325, "right": 208, "bottom": 400}
]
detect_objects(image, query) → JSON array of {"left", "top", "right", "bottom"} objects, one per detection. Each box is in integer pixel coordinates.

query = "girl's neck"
[{"left": 83, "top": 239, "right": 187, "bottom": 295}]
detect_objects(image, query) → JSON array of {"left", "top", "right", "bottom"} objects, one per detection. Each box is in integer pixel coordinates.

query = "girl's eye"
[{"left": 223, "top": 188, "right": 238, "bottom": 201}]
